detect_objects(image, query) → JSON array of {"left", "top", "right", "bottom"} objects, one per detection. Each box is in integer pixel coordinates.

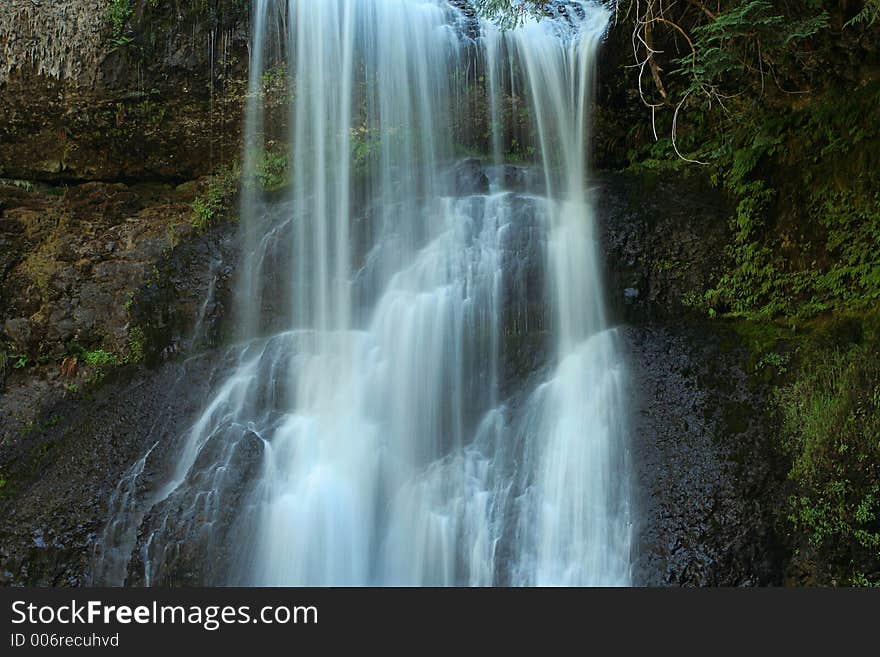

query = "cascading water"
[{"left": 91, "top": 0, "right": 632, "bottom": 587}]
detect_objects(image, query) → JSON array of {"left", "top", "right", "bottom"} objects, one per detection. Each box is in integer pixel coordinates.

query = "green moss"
[
  {"left": 21, "top": 415, "right": 62, "bottom": 438},
  {"left": 618, "top": 0, "right": 879, "bottom": 324},
  {"left": 123, "top": 290, "right": 136, "bottom": 311},
  {"left": 642, "top": 81, "right": 880, "bottom": 323},
  {"left": 725, "top": 319, "right": 798, "bottom": 373}
]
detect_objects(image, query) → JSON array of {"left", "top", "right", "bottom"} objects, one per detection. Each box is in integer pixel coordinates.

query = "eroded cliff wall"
[{"left": 0, "top": 0, "right": 249, "bottom": 182}]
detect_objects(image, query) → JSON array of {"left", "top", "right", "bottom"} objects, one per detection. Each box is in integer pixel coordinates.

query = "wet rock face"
[
  {"left": 0, "top": 175, "right": 238, "bottom": 586},
  {"left": 623, "top": 325, "right": 783, "bottom": 586},
  {"left": 0, "top": 353, "right": 230, "bottom": 586},
  {"left": 0, "top": 1, "right": 106, "bottom": 86},
  {"left": 596, "top": 170, "right": 783, "bottom": 585},
  {"left": 125, "top": 426, "right": 265, "bottom": 587},
  {"left": 0, "top": 0, "right": 249, "bottom": 182},
  {"left": 0, "top": 182, "right": 231, "bottom": 364},
  {"left": 451, "top": 158, "right": 490, "bottom": 195},
  {"left": 596, "top": 170, "right": 732, "bottom": 325}
]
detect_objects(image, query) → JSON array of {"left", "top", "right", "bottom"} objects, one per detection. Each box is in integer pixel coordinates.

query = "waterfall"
[{"left": 92, "top": 0, "right": 631, "bottom": 587}]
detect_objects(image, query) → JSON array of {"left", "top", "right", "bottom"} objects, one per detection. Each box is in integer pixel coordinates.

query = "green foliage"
[
  {"left": 847, "top": 0, "right": 880, "bottom": 26},
  {"left": 777, "top": 317, "right": 880, "bottom": 585},
  {"left": 60, "top": 332, "right": 144, "bottom": 388},
  {"left": 262, "top": 63, "right": 287, "bottom": 92},
  {"left": 755, "top": 350, "right": 789, "bottom": 374},
  {"left": 126, "top": 327, "right": 146, "bottom": 364},
  {"left": 0, "top": 343, "right": 38, "bottom": 371},
  {"left": 191, "top": 197, "right": 216, "bottom": 230},
  {"left": 696, "top": 83, "right": 880, "bottom": 321},
  {"left": 191, "top": 164, "right": 240, "bottom": 230},
  {"left": 640, "top": 76, "right": 880, "bottom": 322},
  {"left": 672, "top": 1, "right": 827, "bottom": 102},
  {"left": 256, "top": 150, "right": 288, "bottom": 192},
  {"left": 106, "top": 0, "right": 134, "bottom": 49},
  {"left": 351, "top": 127, "right": 381, "bottom": 174},
  {"left": 65, "top": 345, "right": 119, "bottom": 385},
  {"left": 81, "top": 349, "right": 120, "bottom": 368}
]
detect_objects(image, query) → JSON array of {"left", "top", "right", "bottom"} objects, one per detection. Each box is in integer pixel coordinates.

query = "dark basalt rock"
[
  {"left": 596, "top": 169, "right": 732, "bottom": 325},
  {"left": 624, "top": 324, "right": 783, "bottom": 586},
  {"left": 0, "top": 352, "right": 231, "bottom": 586},
  {"left": 0, "top": 181, "right": 238, "bottom": 586}
]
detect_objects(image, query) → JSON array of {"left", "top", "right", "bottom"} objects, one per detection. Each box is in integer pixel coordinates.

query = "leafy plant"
[
  {"left": 106, "top": 0, "right": 134, "bottom": 49},
  {"left": 191, "top": 164, "right": 240, "bottom": 230},
  {"left": 126, "top": 327, "right": 146, "bottom": 364},
  {"left": 777, "top": 320, "right": 880, "bottom": 585},
  {"left": 847, "top": 0, "right": 880, "bottom": 26},
  {"left": 256, "top": 150, "right": 288, "bottom": 192},
  {"left": 81, "top": 349, "right": 120, "bottom": 368}
]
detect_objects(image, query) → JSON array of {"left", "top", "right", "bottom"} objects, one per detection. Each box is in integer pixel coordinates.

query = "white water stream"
[{"left": 92, "top": 0, "right": 631, "bottom": 587}]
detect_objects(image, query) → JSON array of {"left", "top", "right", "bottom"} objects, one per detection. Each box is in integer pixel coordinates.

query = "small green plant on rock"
[
  {"left": 81, "top": 349, "right": 120, "bottom": 368},
  {"left": 126, "top": 327, "right": 146, "bottom": 364},
  {"left": 66, "top": 344, "right": 120, "bottom": 386},
  {"left": 191, "top": 196, "right": 216, "bottom": 230},
  {"left": 106, "top": 0, "right": 134, "bottom": 49},
  {"left": 256, "top": 150, "right": 288, "bottom": 192},
  {"left": 123, "top": 290, "right": 136, "bottom": 311},
  {"left": 191, "top": 164, "right": 240, "bottom": 230}
]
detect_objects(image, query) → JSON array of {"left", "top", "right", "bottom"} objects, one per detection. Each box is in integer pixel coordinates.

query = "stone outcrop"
[{"left": 0, "top": 0, "right": 249, "bottom": 182}]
